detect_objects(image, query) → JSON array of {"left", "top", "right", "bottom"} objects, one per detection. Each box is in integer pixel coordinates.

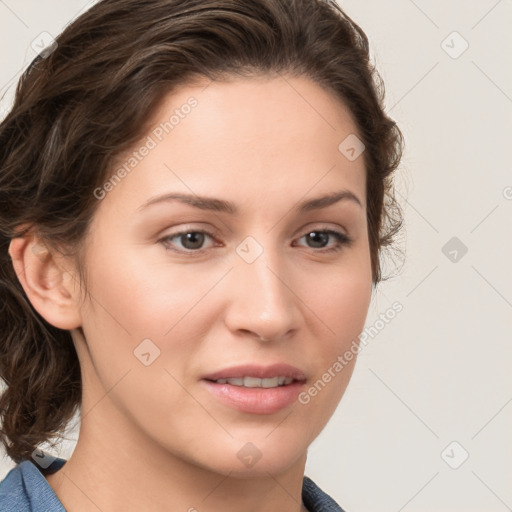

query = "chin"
[{"left": 195, "top": 434, "right": 309, "bottom": 477}]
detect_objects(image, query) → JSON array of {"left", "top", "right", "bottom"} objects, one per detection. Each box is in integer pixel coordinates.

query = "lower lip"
[{"left": 201, "top": 379, "right": 305, "bottom": 414}]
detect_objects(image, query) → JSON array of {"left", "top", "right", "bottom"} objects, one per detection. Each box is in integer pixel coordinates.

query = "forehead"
[
  {"left": 154, "top": 74, "right": 362, "bottom": 158},
  {"left": 99, "top": 75, "right": 366, "bottom": 217}
]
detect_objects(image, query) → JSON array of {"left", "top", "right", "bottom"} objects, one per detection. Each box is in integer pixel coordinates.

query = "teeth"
[
  {"left": 214, "top": 376, "right": 295, "bottom": 388},
  {"left": 243, "top": 376, "right": 265, "bottom": 388},
  {"left": 261, "top": 377, "right": 279, "bottom": 388},
  {"left": 226, "top": 377, "right": 244, "bottom": 386}
]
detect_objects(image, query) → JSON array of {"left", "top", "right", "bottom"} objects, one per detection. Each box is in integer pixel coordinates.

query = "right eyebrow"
[{"left": 136, "top": 189, "right": 363, "bottom": 214}]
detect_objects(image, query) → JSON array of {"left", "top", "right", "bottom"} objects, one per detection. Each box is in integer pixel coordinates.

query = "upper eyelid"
[
  {"left": 161, "top": 224, "right": 348, "bottom": 240},
  {"left": 160, "top": 226, "right": 350, "bottom": 249}
]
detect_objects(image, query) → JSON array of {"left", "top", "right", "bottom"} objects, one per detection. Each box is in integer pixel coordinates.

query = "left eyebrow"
[
  {"left": 136, "top": 189, "right": 363, "bottom": 214},
  {"left": 296, "top": 190, "right": 363, "bottom": 212}
]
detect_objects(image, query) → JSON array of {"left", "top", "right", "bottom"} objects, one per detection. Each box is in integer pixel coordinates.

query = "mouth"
[
  {"left": 205, "top": 376, "right": 297, "bottom": 387},
  {"left": 201, "top": 364, "right": 307, "bottom": 414}
]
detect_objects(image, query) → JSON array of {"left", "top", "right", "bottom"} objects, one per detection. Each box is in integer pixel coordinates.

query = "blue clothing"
[{"left": 0, "top": 454, "right": 346, "bottom": 511}]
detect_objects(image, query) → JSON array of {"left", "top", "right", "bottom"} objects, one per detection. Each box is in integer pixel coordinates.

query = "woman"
[{"left": 0, "top": 0, "right": 403, "bottom": 510}]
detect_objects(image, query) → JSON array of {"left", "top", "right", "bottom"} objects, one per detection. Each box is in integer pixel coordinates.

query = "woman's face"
[{"left": 72, "top": 74, "right": 372, "bottom": 476}]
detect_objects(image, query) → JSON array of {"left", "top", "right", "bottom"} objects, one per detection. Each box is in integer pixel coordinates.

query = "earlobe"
[{"left": 8, "top": 233, "right": 83, "bottom": 330}]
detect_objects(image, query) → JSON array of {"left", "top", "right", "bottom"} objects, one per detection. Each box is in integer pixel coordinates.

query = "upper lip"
[{"left": 202, "top": 364, "right": 307, "bottom": 382}]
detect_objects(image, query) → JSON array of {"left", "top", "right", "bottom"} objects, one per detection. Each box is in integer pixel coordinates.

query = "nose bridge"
[{"left": 228, "top": 234, "right": 300, "bottom": 340}]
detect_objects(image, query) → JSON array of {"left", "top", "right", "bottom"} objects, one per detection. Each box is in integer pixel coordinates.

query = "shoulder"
[
  {"left": 0, "top": 456, "right": 67, "bottom": 512},
  {"left": 302, "top": 475, "right": 349, "bottom": 512}
]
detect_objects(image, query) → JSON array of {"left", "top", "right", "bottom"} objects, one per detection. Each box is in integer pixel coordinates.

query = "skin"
[{"left": 9, "top": 74, "right": 373, "bottom": 512}]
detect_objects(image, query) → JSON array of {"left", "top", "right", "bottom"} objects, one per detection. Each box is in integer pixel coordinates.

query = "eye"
[
  {"left": 158, "top": 227, "right": 352, "bottom": 255},
  {"left": 294, "top": 229, "right": 352, "bottom": 253},
  {"left": 159, "top": 230, "right": 217, "bottom": 253}
]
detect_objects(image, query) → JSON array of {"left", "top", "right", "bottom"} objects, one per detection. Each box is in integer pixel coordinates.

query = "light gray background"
[{"left": 1, "top": 1, "right": 511, "bottom": 511}]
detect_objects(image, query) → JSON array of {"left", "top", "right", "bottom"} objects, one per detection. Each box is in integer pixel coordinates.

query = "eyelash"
[{"left": 158, "top": 227, "right": 352, "bottom": 255}]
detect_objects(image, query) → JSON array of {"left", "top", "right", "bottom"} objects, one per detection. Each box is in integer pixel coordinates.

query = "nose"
[{"left": 223, "top": 240, "right": 302, "bottom": 343}]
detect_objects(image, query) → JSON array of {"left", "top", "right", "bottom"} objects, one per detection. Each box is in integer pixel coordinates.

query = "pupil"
[
  {"left": 182, "top": 232, "right": 204, "bottom": 249},
  {"left": 308, "top": 231, "right": 328, "bottom": 248}
]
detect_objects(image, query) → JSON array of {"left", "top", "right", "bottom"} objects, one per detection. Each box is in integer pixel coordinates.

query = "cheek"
[
  {"left": 307, "top": 250, "right": 372, "bottom": 348},
  {"left": 83, "top": 242, "right": 221, "bottom": 339},
  {"left": 77, "top": 245, "right": 211, "bottom": 432},
  {"left": 331, "top": 272, "right": 372, "bottom": 344},
  {"left": 308, "top": 272, "right": 371, "bottom": 382},
  {"left": 79, "top": 243, "right": 231, "bottom": 393},
  {"left": 297, "top": 253, "right": 372, "bottom": 418}
]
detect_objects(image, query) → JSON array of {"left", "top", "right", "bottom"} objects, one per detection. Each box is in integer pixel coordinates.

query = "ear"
[{"left": 8, "top": 229, "right": 83, "bottom": 330}]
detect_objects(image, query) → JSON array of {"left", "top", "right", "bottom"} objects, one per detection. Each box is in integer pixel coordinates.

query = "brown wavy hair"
[{"left": 0, "top": 0, "right": 404, "bottom": 464}]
